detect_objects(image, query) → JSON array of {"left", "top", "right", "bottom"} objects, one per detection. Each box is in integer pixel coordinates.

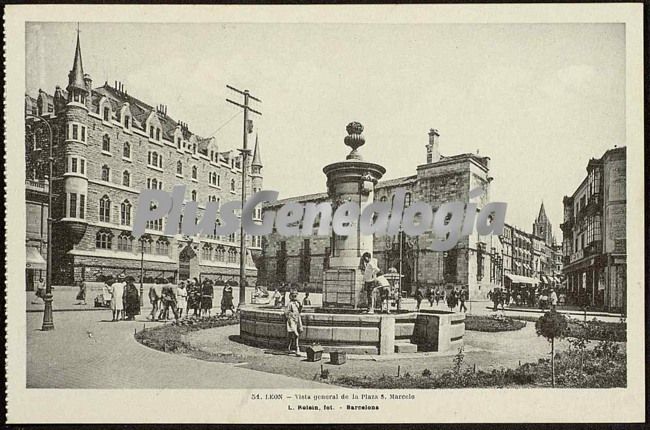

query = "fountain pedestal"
[
  {"left": 321, "top": 122, "right": 385, "bottom": 309},
  {"left": 239, "top": 122, "right": 465, "bottom": 355}
]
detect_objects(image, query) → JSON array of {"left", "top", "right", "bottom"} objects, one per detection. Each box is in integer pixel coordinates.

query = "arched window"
[
  {"left": 101, "top": 165, "right": 110, "bottom": 182},
  {"left": 122, "top": 170, "right": 130, "bottom": 187},
  {"left": 99, "top": 195, "right": 111, "bottom": 222},
  {"left": 191, "top": 166, "right": 197, "bottom": 180},
  {"left": 228, "top": 248, "right": 238, "bottom": 263},
  {"left": 156, "top": 237, "right": 169, "bottom": 256},
  {"left": 95, "top": 229, "right": 113, "bottom": 249},
  {"left": 191, "top": 190, "right": 197, "bottom": 201},
  {"left": 217, "top": 174, "right": 221, "bottom": 187},
  {"left": 120, "top": 200, "right": 132, "bottom": 225},
  {"left": 202, "top": 243, "right": 212, "bottom": 260},
  {"left": 156, "top": 128, "right": 161, "bottom": 141},
  {"left": 123, "top": 141, "right": 130, "bottom": 158},
  {"left": 102, "top": 134, "right": 110, "bottom": 152},
  {"left": 117, "top": 232, "right": 133, "bottom": 251},
  {"left": 139, "top": 235, "right": 153, "bottom": 253},
  {"left": 215, "top": 246, "right": 225, "bottom": 262},
  {"left": 230, "top": 179, "right": 236, "bottom": 192},
  {"left": 176, "top": 161, "right": 183, "bottom": 175}
]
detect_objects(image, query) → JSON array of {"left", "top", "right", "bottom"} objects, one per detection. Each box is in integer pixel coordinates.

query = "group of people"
[
  {"left": 146, "top": 278, "right": 237, "bottom": 321},
  {"left": 270, "top": 283, "right": 312, "bottom": 309},
  {"left": 490, "top": 286, "right": 560, "bottom": 311},
  {"left": 361, "top": 252, "right": 401, "bottom": 314},
  {"left": 90, "top": 276, "right": 238, "bottom": 323},
  {"left": 101, "top": 274, "right": 141, "bottom": 321}
]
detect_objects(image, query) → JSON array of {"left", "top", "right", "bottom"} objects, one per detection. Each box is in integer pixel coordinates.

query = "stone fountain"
[{"left": 240, "top": 123, "right": 464, "bottom": 355}]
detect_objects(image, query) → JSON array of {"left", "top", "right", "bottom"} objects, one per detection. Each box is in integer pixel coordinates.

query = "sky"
[{"left": 26, "top": 22, "right": 626, "bottom": 241}]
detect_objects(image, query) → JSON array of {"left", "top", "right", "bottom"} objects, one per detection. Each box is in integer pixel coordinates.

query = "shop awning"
[
  {"left": 26, "top": 247, "right": 46, "bottom": 270},
  {"left": 505, "top": 273, "right": 537, "bottom": 284}
]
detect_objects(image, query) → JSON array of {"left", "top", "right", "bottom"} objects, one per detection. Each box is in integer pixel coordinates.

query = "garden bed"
[
  {"left": 464, "top": 315, "right": 526, "bottom": 332},
  {"left": 331, "top": 341, "right": 626, "bottom": 388},
  {"left": 510, "top": 316, "right": 626, "bottom": 342},
  {"left": 135, "top": 315, "right": 240, "bottom": 353}
]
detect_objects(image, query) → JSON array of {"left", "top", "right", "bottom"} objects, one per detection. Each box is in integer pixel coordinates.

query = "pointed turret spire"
[
  {"left": 537, "top": 201, "right": 548, "bottom": 223},
  {"left": 251, "top": 134, "right": 263, "bottom": 167},
  {"left": 67, "top": 27, "right": 86, "bottom": 91}
]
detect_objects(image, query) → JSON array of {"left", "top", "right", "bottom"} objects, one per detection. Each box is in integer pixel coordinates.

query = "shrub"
[
  {"left": 464, "top": 315, "right": 525, "bottom": 332},
  {"left": 535, "top": 310, "right": 568, "bottom": 387}
]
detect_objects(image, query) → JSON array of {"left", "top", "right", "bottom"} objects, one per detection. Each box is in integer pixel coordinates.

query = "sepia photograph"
[{"left": 5, "top": 4, "right": 645, "bottom": 424}]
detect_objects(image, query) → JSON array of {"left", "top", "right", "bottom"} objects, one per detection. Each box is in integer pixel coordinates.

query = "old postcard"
[{"left": 4, "top": 3, "right": 645, "bottom": 424}]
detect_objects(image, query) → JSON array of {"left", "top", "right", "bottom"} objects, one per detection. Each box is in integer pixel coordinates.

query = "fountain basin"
[{"left": 240, "top": 306, "right": 465, "bottom": 355}]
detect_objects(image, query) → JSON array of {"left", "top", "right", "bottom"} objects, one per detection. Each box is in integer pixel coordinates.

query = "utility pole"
[{"left": 226, "top": 85, "right": 262, "bottom": 307}]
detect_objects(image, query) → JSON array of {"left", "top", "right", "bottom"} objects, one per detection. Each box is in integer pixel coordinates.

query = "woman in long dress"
[
  {"left": 124, "top": 278, "right": 140, "bottom": 320},
  {"left": 110, "top": 277, "right": 125, "bottom": 321},
  {"left": 201, "top": 279, "right": 214, "bottom": 317},
  {"left": 285, "top": 292, "right": 303, "bottom": 356},
  {"left": 220, "top": 283, "right": 235, "bottom": 316},
  {"left": 175, "top": 281, "right": 187, "bottom": 319}
]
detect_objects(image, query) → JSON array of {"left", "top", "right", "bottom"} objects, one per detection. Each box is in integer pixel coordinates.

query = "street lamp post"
[
  {"left": 139, "top": 237, "right": 145, "bottom": 306},
  {"left": 27, "top": 114, "right": 54, "bottom": 331}
]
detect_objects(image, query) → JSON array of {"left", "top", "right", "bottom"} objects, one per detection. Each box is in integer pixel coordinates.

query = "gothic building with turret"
[
  {"left": 25, "top": 33, "right": 262, "bottom": 285},
  {"left": 260, "top": 129, "right": 504, "bottom": 301}
]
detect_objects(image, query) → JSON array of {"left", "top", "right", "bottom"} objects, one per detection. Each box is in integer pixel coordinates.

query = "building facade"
[
  {"left": 25, "top": 34, "right": 262, "bottom": 285},
  {"left": 260, "top": 129, "right": 503, "bottom": 300},
  {"left": 560, "top": 146, "right": 626, "bottom": 312}
]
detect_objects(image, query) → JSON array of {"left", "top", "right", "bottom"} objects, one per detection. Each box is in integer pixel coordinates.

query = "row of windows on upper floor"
[
  {"left": 65, "top": 152, "right": 241, "bottom": 195},
  {"left": 59, "top": 121, "right": 247, "bottom": 174},
  {"left": 65, "top": 192, "right": 261, "bottom": 234},
  {"left": 95, "top": 229, "right": 256, "bottom": 260}
]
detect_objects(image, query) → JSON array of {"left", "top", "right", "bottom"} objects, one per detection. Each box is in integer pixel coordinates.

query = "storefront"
[{"left": 26, "top": 246, "right": 46, "bottom": 291}]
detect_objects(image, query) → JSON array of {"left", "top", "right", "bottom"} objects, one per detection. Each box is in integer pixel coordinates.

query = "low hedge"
[
  {"left": 464, "top": 315, "right": 526, "bottom": 332},
  {"left": 509, "top": 315, "right": 626, "bottom": 342},
  {"left": 135, "top": 315, "right": 240, "bottom": 352}
]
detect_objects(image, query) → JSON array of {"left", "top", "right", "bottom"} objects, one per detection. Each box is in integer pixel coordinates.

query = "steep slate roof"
[
  {"left": 252, "top": 134, "right": 263, "bottom": 167},
  {"left": 68, "top": 33, "right": 86, "bottom": 90}
]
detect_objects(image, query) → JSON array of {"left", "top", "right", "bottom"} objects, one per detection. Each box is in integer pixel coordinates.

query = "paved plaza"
[
  {"left": 26, "top": 305, "right": 327, "bottom": 389},
  {"left": 25, "top": 285, "right": 624, "bottom": 389}
]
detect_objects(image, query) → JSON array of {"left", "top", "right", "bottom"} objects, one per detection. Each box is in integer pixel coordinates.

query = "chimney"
[{"left": 427, "top": 128, "right": 440, "bottom": 163}]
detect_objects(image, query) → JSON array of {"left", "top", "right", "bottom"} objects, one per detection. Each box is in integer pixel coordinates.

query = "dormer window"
[
  {"left": 177, "top": 137, "right": 182, "bottom": 149},
  {"left": 103, "top": 106, "right": 110, "bottom": 121},
  {"left": 156, "top": 128, "right": 161, "bottom": 141},
  {"left": 149, "top": 126, "right": 154, "bottom": 139},
  {"left": 124, "top": 115, "right": 130, "bottom": 129}
]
